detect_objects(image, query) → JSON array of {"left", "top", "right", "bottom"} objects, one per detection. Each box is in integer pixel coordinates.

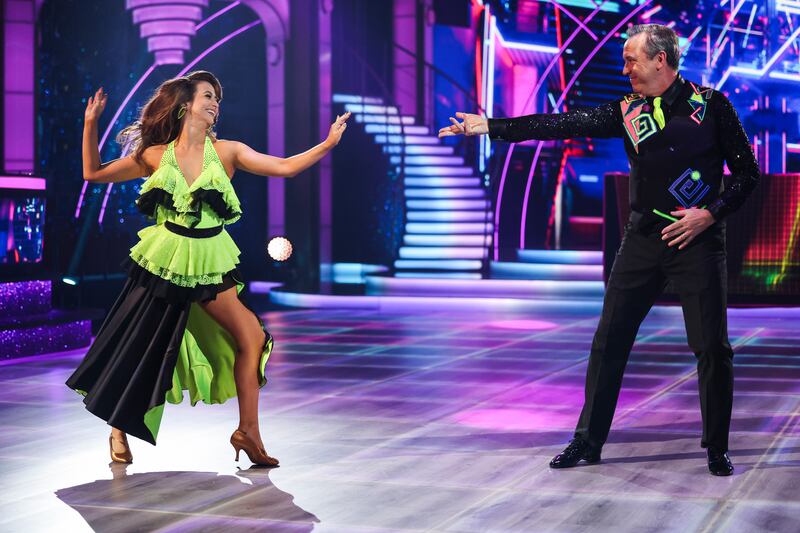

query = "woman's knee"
[{"left": 235, "top": 322, "right": 266, "bottom": 355}]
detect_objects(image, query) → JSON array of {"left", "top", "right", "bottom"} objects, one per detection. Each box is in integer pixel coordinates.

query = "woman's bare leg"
[
  {"left": 200, "top": 286, "right": 267, "bottom": 448},
  {"left": 110, "top": 427, "right": 128, "bottom": 452}
]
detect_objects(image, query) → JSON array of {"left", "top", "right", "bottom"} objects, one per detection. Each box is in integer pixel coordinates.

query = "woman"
[{"left": 67, "top": 71, "right": 349, "bottom": 466}]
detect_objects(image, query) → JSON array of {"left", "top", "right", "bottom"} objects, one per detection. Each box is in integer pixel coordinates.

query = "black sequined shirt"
[{"left": 488, "top": 75, "right": 760, "bottom": 224}]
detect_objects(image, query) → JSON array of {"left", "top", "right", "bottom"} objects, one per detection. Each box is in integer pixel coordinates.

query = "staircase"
[
  {"left": 333, "top": 94, "right": 492, "bottom": 279},
  {"left": 491, "top": 249, "right": 603, "bottom": 282}
]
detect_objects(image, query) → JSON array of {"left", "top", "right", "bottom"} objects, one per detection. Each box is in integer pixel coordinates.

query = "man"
[{"left": 439, "top": 24, "right": 759, "bottom": 476}]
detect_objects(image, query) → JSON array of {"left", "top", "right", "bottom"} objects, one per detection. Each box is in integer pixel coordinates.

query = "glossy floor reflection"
[{"left": 1, "top": 305, "right": 799, "bottom": 532}]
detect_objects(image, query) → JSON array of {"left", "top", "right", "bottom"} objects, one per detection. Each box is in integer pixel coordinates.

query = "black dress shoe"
[
  {"left": 549, "top": 438, "right": 602, "bottom": 469},
  {"left": 707, "top": 448, "right": 734, "bottom": 476}
]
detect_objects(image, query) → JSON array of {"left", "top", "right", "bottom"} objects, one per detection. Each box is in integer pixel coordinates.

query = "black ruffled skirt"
[{"left": 66, "top": 259, "right": 272, "bottom": 445}]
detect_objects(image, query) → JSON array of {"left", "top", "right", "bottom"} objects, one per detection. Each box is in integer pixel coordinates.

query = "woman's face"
[{"left": 186, "top": 80, "right": 220, "bottom": 128}]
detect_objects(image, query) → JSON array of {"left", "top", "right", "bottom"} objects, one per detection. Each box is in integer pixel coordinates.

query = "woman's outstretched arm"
[
  {"left": 232, "top": 112, "right": 351, "bottom": 178},
  {"left": 82, "top": 88, "right": 148, "bottom": 183}
]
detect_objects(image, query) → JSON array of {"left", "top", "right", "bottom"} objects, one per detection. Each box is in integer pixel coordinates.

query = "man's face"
[{"left": 622, "top": 33, "right": 665, "bottom": 96}]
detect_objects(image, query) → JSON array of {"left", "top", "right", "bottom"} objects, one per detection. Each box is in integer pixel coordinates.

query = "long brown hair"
[{"left": 117, "top": 70, "right": 223, "bottom": 169}]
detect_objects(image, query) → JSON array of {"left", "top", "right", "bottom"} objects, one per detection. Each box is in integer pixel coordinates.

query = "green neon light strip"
[{"left": 652, "top": 209, "right": 678, "bottom": 222}]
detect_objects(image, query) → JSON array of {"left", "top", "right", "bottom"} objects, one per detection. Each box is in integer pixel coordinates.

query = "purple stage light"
[
  {"left": 93, "top": 64, "right": 157, "bottom": 223},
  {"left": 195, "top": 0, "right": 240, "bottom": 30},
  {"left": 177, "top": 20, "right": 261, "bottom": 76},
  {"left": 549, "top": 2, "right": 598, "bottom": 41}
]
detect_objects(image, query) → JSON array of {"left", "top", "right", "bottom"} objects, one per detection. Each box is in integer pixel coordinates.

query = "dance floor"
[{"left": 1, "top": 304, "right": 799, "bottom": 532}]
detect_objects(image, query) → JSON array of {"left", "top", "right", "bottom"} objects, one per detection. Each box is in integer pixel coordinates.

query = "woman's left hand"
[
  {"left": 661, "top": 207, "right": 716, "bottom": 249},
  {"left": 325, "top": 111, "right": 351, "bottom": 147}
]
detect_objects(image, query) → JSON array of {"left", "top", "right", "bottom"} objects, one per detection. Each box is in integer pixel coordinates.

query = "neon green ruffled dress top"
[
  {"left": 131, "top": 136, "right": 242, "bottom": 287},
  {"left": 115, "top": 136, "right": 272, "bottom": 443}
]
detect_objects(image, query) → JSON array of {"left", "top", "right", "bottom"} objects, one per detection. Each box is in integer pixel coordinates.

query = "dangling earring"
[{"left": 177, "top": 106, "right": 187, "bottom": 119}]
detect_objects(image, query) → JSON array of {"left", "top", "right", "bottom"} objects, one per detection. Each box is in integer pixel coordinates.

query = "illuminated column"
[
  {"left": 239, "top": 0, "right": 290, "bottom": 240},
  {"left": 394, "top": 0, "right": 434, "bottom": 124},
  {"left": 284, "top": 0, "right": 327, "bottom": 289},
  {"left": 319, "top": 0, "right": 333, "bottom": 271}
]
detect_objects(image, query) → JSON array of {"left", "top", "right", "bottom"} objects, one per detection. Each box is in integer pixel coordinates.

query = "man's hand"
[
  {"left": 438, "top": 112, "right": 488, "bottom": 138},
  {"left": 661, "top": 208, "right": 716, "bottom": 249}
]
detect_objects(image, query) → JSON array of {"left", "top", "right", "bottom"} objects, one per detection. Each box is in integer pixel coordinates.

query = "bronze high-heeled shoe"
[
  {"left": 230, "top": 429, "right": 279, "bottom": 467},
  {"left": 109, "top": 432, "right": 133, "bottom": 464}
]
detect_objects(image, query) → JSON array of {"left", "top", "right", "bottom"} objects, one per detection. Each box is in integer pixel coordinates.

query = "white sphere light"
[{"left": 267, "top": 237, "right": 293, "bottom": 261}]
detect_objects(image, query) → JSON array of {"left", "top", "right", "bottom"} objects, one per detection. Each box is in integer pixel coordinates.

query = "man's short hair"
[{"left": 627, "top": 24, "right": 680, "bottom": 70}]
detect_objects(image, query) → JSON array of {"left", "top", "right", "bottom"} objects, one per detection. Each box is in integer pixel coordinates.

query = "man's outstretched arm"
[{"left": 440, "top": 103, "right": 623, "bottom": 142}]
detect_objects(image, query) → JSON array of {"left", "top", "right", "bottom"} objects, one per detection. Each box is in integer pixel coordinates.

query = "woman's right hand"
[{"left": 84, "top": 87, "right": 107, "bottom": 123}]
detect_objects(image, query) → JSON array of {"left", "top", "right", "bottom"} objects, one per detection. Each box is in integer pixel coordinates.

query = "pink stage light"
[
  {"left": 0, "top": 176, "right": 46, "bottom": 190},
  {"left": 453, "top": 408, "right": 574, "bottom": 431},
  {"left": 488, "top": 319, "right": 559, "bottom": 330}
]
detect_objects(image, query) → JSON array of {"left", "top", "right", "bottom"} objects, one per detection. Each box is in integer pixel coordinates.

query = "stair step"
[
  {"left": 569, "top": 216, "right": 603, "bottom": 225},
  {"left": 345, "top": 103, "right": 398, "bottom": 114},
  {"left": 399, "top": 246, "right": 487, "bottom": 259},
  {"left": 406, "top": 199, "right": 490, "bottom": 210},
  {"left": 392, "top": 155, "right": 464, "bottom": 165},
  {"left": 406, "top": 222, "right": 494, "bottom": 234},
  {"left": 0, "top": 309, "right": 96, "bottom": 359},
  {"left": 383, "top": 145, "right": 455, "bottom": 155},
  {"left": 0, "top": 280, "right": 52, "bottom": 317},
  {"left": 367, "top": 125, "right": 428, "bottom": 135},
  {"left": 402, "top": 166, "right": 473, "bottom": 176},
  {"left": 333, "top": 94, "right": 384, "bottom": 104},
  {"left": 516, "top": 249, "right": 603, "bottom": 265},
  {"left": 395, "top": 272, "right": 483, "bottom": 279},
  {"left": 405, "top": 234, "right": 492, "bottom": 246},
  {"left": 405, "top": 188, "right": 486, "bottom": 199},
  {"left": 404, "top": 177, "right": 482, "bottom": 188},
  {"left": 394, "top": 259, "right": 483, "bottom": 271},
  {"left": 407, "top": 211, "right": 492, "bottom": 222},
  {"left": 357, "top": 115, "right": 415, "bottom": 125},
  {"left": 366, "top": 277, "right": 605, "bottom": 300},
  {"left": 490, "top": 262, "right": 603, "bottom": 281},
  {"left": 376, "top": 135, "right": 438, "bottom": 145}
]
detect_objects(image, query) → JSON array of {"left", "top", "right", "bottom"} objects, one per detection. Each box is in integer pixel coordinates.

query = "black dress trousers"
[{"left": 574, "top": 219, "right": 734, "bottom": 451}]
